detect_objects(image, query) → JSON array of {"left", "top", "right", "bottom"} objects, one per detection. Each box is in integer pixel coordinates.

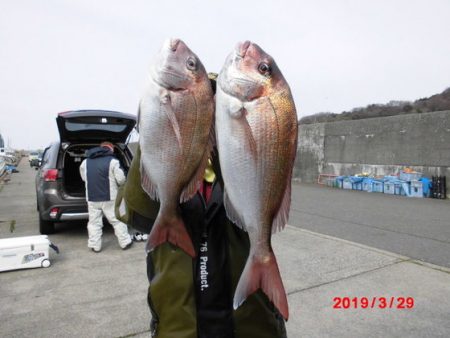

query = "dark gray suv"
[{"left": 36, "top": 110, "right": 136, "bottom": 234}]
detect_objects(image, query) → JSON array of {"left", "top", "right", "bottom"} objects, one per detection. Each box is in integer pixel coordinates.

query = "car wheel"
[
  {"left": 41, "top": 259, "right": 51, "bottom": 268},
  {"left": 39, "top": 216, "right": 55, "bottom": 234}
]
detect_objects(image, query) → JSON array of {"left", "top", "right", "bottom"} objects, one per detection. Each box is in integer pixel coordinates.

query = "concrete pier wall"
[{"left": 294, "top": 110, "right": 450, "bottom": 197}]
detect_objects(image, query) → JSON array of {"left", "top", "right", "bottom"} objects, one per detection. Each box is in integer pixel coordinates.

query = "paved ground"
[
  {"left": 290, "top": 183, "right": 450, "bottom": 268},
  {"left": 0, "top": 160, "right": 449, "bottom": 337}
]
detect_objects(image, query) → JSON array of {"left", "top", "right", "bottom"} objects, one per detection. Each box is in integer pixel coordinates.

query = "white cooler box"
[{"left": 0, "top": 235, "right": 58, "bottom": 272}]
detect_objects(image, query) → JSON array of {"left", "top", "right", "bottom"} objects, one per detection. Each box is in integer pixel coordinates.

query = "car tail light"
[
  {"left": 49, "top": 208, "right": 59, "bottom": 218},
  {"left": 44, "top": 169, "right": 58, "bottom": 182}
]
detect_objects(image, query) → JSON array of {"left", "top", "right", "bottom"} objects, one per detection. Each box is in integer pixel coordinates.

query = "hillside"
[{"left": 299, "top": 87, "right": 450, "bottom": 124}]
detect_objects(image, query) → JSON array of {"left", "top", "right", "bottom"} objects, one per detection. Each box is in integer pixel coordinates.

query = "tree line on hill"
[{"left": 299, "top": 87, "right": 450, "bottom": 124}]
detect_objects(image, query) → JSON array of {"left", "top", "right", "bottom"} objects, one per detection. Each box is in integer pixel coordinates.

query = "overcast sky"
[{"left": 1, "top": 0, "right": 450, "bottom": 150}]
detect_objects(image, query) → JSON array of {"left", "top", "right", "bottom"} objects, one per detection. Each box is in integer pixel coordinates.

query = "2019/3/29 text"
[{"left": 333, "top": 297, "right": 415, "bottom": 309}]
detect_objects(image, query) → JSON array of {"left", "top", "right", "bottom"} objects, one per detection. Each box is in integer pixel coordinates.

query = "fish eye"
[
  {"left": 186, "top": 57, "right": 197, "bottom": 71},
  {"left": 258, "top": 62, "right": 271, "bottom": 76}
]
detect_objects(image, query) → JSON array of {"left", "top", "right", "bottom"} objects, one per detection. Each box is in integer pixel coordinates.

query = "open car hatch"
[{"left": 56, "top": 110, "right": 136, "bottom": 143}]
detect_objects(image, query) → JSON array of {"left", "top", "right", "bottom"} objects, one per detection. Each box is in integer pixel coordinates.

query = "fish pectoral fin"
[
  {"left": 140, "top": 161, "right": 159, "bottom": 201},
  {"left": 233, "top": 252, "right": 289, "bottom": 321},
  {"left": 229, "top": 107, "right": 245, "bottom": 119},
  {"left": 228, "top": 96, "right": 244, "bottom": 119},
  {"left": 161, "top": 92, "right": 183, "bottom": 149},
  {"left": 241, "top": 112, "right": 257, "bottom": 159},
  {"left": 146, "top": 212, "right": 196, "bottom": 258},
  {"left": 224, "top": 189, "right": 246, "bottom": 230}
]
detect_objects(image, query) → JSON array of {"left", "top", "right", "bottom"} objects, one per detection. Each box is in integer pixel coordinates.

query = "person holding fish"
[{"left": 117, "top": 38, "right": 297, "bottom": 338}]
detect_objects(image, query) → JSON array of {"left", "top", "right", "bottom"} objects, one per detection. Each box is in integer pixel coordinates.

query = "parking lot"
[{"left": 1, "top": 160, "right": 449, "bottom": 337}]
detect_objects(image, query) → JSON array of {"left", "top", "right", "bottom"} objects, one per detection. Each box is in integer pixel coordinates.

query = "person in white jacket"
[{"left": 79, "top": 141, "right": 132, "bottom": 252}]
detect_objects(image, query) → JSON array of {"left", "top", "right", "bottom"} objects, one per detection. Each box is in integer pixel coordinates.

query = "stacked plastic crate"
[
  {"left": 327, "top": 171, "right": 444, "bottom": 199},
  {"left": 383, "top": 176, "right": 407, "bottom": 196},
  {"left": 399, "top": 171, "right": 422, "bottom": 197}
]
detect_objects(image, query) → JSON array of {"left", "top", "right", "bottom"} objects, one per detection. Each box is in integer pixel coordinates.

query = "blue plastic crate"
[
  {"left": 336, "top": 176, "right": 345, "bottom": 189},
  {"left": 345, "top": 176, "right": 363, "bottom": 190},
  {"left": 384, "top": 181, "right": 395, "bottom": 194},
  {"left": 399, "top": 171, "right": 422, "bottom": 182},
  {"left": 394, "top": 181, "right": 407, "bottom": 196},
  {"left": 401, "top": 181, "right": 411, "bottom": 196},
  {"left": 362, "top": 178, "right": 374, "bottom": 192},
  {"left": 352, "top": 181, "right": 363, "bottom": 191},
  {"left": 410, "top": 180, "right": 423, "bottom": 198},
  {"left": 343, "top": 177, "right": 353, "bottom": 190},
  {"left": 372, "top": 180, "right": 384, "bottom": 193}
]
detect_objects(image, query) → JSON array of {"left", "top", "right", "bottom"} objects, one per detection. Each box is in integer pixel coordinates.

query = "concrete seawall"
[{"left": 294, "top": 110, "right": 450, "bottom": 197}]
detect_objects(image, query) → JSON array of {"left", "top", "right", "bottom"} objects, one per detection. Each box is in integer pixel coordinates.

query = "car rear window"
[{"left": 65, "top": 116, "right": 128, "bottom": 133}]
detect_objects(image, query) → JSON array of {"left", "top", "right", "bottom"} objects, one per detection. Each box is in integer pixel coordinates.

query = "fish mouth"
[
  {"left": 236, "top": 41, "right": 251, "bottom": 58},
  {"left": 169, "top": 38, "right": 181, "bottom": 52},
  {"left": 162, "top": 38, "right": 181, "bottom": 53}
]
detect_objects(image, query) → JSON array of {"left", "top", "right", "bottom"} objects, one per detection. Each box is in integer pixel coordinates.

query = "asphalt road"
[{"left": 290, "top": 182, "right": 450, "bottom": 268}]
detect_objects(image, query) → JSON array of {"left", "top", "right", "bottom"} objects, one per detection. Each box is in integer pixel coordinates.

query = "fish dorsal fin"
[
  {"left": 224, "top": 188, "right": 246, "bottom": 231},
  {"left": 140, "top": 160, "right": 159, "bottom": 201},
  {"left": 161, "top": 91, "right": 182, "bottom": 149},
  {"left": 272, "top": 169, "right": 292, "bottom": 234}
]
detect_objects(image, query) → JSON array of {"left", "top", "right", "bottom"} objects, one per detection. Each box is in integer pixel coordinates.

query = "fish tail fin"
[
  {"left": 145, "top": 213, "right": 196, "bottom": 258},
  {"left": 233, "top": 252, "right": 289, "bottom": 321}
]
